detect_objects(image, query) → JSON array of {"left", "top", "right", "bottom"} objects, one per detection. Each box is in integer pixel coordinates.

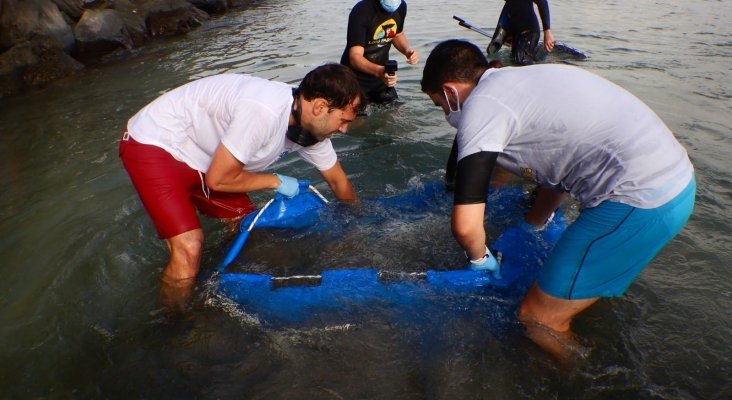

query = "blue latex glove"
[
  {"left": 467, "top": 246, "right": 501, "bottom": 278},
  {"left": 275, "top": 173, "right": 300, "bottom": 198}
]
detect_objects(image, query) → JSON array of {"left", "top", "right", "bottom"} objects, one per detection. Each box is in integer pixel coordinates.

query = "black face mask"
[{"left": 286, "top": 89, "right": 319, "bottom": 147}]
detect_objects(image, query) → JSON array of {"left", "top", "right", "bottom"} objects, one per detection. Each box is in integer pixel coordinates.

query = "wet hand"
[
  {"left": 275, "top": 173, "right": 300, "bottom": 198},
  {"left": 406, "top": 48, "right": 419, "bottom": 64},
  {"left": 544, "top": 29, "right": 555, "bottom": 52},
  {"left": 383, "top": 70, "right": 398, "bottom": 87},
  {"left": 466, "top": 246, "right": 500, "bottom": 272}
]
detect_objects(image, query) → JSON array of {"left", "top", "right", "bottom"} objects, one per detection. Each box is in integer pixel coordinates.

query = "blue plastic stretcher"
[{"left": 217, "top": 182, "right": 567, "bottom": 325}]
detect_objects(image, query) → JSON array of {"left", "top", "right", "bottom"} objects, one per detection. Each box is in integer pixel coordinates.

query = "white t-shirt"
[
  {"left": 127, "top": 74, "right": 338, "bottom": 173},
  {"left": 457, "top": 64, "right": 693, "bottom": 209}
]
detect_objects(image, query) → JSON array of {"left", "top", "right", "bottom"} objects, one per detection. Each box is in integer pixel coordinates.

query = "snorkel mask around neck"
[{"left": 286, "top": 88, "right": 319, "bottom": 147}]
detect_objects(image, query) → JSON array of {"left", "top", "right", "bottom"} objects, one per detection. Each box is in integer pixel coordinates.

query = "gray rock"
[
  {"left": 228, "top": 0, "right": 254, "bottom": 8},
  {"left": 190, "top": 0, "right": 227, "bottom": 14},
  {"left": 73, "top": 8, "right": 132, "bottom": 59},
  {"left": 51, "top": 0, "right": 84, "bottom": 20},
  {"left": 138, "top": 0, "right": 209, "bottom": 38},
  {"left": 22, "top": 42, "right": 84, "bottom": 86},
  {"left": 0, "top": 0, "right": 75, "bottom": 53},
  {"left": 0, "top": 38, "right": 83, "bottom": 97},
  {"left": 104, "top": 0, "right": 148, "bottom": 46},
  {"left": 0, "top": 41, "right": 38, "bottom": 76},
  {"left": 0, "top": 0, "right": 255, "bottom": 99}
]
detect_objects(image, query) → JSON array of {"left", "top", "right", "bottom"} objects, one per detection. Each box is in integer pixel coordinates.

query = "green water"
[{"left": 1, "top": 0, "right": 730, "bottom": 398}]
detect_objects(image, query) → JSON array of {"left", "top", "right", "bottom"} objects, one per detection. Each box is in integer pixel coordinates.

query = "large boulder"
[
  {"left": 0, "top": 41, "right": 37, "bottom": 97},
  {"left": 0, "top": 38, "right": 83, "bottom": 97},
  {"left": 73, "top": 8, "right": 133, "bottom": 59},
  {"left": 228, "top": 0, "right": 254, "bottom": 8},
  {"left": 107, "top": 0, "right": 149, "bottom": 46},
  {"left": 189, "top": 0, "right": 227, "bottom": 14},
  {"left": 0, "top": 0, "right": 76, "bottom": 53},
  {"left": 51, "top": 0, "right": 85, "bottom": 20},
  {"left": 138, "top": 0, "right": 209, "bottom": 38},
  {"left": 22, "top": 41, "right": 84, "bottom": 86},
  {"left": 0, "top": 0, "right": 233, "bottom": 98}
]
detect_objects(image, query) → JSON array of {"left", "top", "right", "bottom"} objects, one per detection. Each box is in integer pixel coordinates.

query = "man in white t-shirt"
[
  {"left": 421, "top": 40, "right": 695, "bottom": 364},
  {"left": 119, "top": 64, "right": 365, "bottom": 311}
]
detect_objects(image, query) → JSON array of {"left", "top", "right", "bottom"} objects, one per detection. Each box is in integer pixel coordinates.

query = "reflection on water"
[{"left": 0, "top": 0, "right": 731, "bottom": 398}]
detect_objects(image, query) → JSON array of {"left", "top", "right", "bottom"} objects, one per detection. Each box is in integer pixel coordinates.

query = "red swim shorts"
[{"left": 119, "top": 134, "right": 256, "bottom": 239}]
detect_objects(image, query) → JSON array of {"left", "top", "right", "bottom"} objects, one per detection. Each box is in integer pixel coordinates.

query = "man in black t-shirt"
[{"left": 340, "top": 0, "right": 419, "bottom": 105}]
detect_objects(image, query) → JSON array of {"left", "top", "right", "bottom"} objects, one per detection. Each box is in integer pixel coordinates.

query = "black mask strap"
[{"left": 286, "top": 88, "right": 319, "bottom": 147}]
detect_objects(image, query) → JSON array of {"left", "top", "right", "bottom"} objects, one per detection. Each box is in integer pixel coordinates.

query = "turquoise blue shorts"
[{"left": 538, "top": 177, "right": 696, "bottom": 300}]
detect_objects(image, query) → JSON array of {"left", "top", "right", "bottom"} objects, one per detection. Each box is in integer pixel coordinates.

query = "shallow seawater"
[{"left": 0, "top": 0, "right": 730, "bottom": 398}]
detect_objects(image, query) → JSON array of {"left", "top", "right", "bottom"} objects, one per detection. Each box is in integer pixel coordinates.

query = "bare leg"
[
  {"left": 525, "top": 187, "right": 565, "bottom": 226},
  {"left": 518, "top": 283, "right": 597, "bottom": 367},
  {"left": 159, "top": 228, "right": 204, "bottom": 313}
]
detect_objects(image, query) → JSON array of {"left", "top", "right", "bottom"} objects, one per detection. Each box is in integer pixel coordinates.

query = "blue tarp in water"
[{"left": 217, "top": 182, "right": 566, "bottom": 325}]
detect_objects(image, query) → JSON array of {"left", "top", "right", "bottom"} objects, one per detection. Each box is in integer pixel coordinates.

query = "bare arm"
[
  {"left": 348, "top": 46, "right": 396, "bottom": 88},
  {"left": 391, "top": 32, "right": 419, "bottom": 64},
  {"left": 204, "top": 143, "right": 280, "bottom": 193},
  {"left": 348, "top": 45, "right": 385, "bottom": 77},
  {"left": 452, "top": 203, "right": 487, "bottom": 261},
  {"left": 319, "top": 161, "right": 357, "bottom": 202},
  {"left": 543, "top": 29, "right": 555, "bottom": 52},
  {"left": 533, "top": 0, "right": 554, "bottom": 51}
]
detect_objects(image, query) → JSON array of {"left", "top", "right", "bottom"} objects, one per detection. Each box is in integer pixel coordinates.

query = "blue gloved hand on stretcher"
[
  {"left": 275, "top": 173, "right": 300, "bottom": 198},
  {"left": 466, "top": 245, "right": 501, "bottom": 279}
]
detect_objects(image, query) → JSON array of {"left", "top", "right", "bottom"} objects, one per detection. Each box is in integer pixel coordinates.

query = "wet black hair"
[
  {"left": 298, "top": 63, "right": 367, "bottom": 112},
  {"left": 421, "top": 39, "right": 491, "bottom": 94}
]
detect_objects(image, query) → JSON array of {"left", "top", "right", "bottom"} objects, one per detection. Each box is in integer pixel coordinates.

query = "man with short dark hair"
[
  {"left": 422, "top": 40, "right": 695, "bottom": 364},
  {"left": 341, "top": 0, "right": 419, "bottom": 105},
  {"left": 119, "top": 64, "right": 365, "bottom": 310}
]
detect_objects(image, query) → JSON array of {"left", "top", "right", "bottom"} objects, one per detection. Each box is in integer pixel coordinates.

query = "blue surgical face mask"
[
  {"left": 443, "top": 88, "right": 462, "bottom": 129},
  {"left": 380, "top": 0, "right": 401, "bottom": 13}
]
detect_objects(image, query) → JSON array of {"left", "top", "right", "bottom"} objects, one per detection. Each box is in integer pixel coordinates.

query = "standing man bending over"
[
  {"left": 341, "top": 0, "right": 419, "bottom": 105},
  {"left": 421, "top": 40, "right": 695, "bottom": 364},
  {"left": 120, "top": 64, "right": 365, "bottom": 311}
]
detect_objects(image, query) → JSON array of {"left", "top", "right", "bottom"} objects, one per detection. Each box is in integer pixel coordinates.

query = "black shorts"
[{"left": 366, "top": 86, "right": 398, "bottom": 105}]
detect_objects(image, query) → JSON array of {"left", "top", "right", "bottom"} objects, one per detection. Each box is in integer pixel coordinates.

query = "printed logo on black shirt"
[{"left": 368, "top": 18, "right": 399, "bottom": 47}]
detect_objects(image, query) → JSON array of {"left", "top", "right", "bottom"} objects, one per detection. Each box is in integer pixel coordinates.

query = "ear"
[
  {"left": 311, "top": 98, "right": 330, "bottom": 116},
  {"left": 441, "top": 83, "right": 457, "bottom": 103}
]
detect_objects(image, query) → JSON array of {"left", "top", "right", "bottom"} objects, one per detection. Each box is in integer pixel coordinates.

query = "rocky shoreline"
[{"left": 0, "top": 0, "right": 254, "bottom": 99}]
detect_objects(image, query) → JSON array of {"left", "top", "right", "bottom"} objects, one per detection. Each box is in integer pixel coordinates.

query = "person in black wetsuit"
[
  {"left": 487, "top": 0, "right": 555, "bottom": 65},
  {"left": 340, "top": 0, "right": 420, "bottom": 105}
]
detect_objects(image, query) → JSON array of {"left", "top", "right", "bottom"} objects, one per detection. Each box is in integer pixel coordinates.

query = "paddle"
[{"left": 453, "top": 15, "right": 493, "bottom": 37}]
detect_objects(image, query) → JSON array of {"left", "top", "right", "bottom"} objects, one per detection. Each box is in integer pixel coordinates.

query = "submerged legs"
[{"left": 518, "top": 283, "right": 597, "bottom": 367}]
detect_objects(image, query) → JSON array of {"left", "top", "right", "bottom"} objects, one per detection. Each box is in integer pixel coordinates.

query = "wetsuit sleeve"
[
  {"left": 445, "top": 136, "right": 458, "bottom": 191},
  {"left": 534, "top": 0, "right": 551, "bottom": 29},
  {"left": 454, "top": 151, "right": 499, "bottom": 205}
]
